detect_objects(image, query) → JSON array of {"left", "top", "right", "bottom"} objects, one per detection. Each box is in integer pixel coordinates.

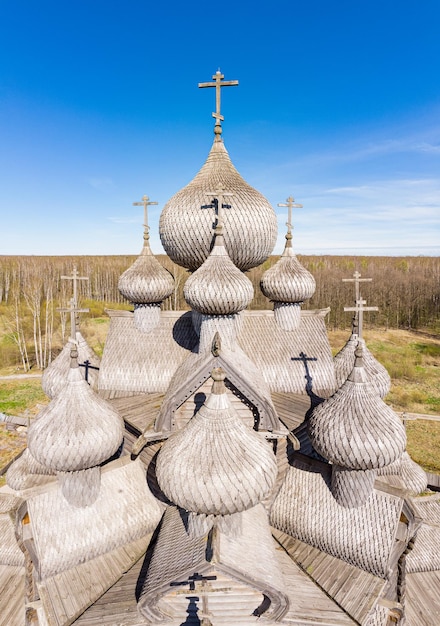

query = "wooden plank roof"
[
  {"left": 98, "top": 309, "right": 337, "bottom": 398},
  {"left": 273, "top": 529, "right": 386, "bottom": 625}
]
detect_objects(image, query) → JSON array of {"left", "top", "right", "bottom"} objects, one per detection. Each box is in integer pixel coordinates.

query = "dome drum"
[
  {"left": 273, "top": 302, "right": 302, "bottom": 332},
  {"left": 133, "top": 303, "right": 162, "bottom": 334},
  {"left": 331, "top": 465, "right": 376, "bottom": 509}
]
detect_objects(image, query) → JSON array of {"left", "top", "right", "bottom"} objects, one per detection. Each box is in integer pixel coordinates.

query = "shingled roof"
[{"left": 3, "top": 70, "right": 438, "bottom": 626}]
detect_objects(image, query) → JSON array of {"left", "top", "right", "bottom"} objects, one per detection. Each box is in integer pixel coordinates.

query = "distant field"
[{"left": 1, "top": 325, "right": 439, "bottom": 480}]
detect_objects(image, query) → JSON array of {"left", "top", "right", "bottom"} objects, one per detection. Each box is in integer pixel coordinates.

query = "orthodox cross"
[
  {"left": 342, "top": 270, "right": 372, "bottom": 303},
  {"left": 344, "top": 298, "right": 378, "bottom": 339},
  {"left": 198, "top": 69, "right": 239, "bottom": 130},
  {"left": 277, "top": 196, "right": 303, "bottom": 235},
  {"left": 170, "top": 572, "right": 216, "bottom": 624},
  {"left": 78, "top": 359, "right": 100, "bottom": 383},
  {"left": 133, "top": 194, "right": 158, "bottom": 238},
  {"left": 61, "top": 266, "right": 88, "bottom": 305},
  {"left": 291, "top": 352, "right": 317, "bottom": 395},
  {"left": 57, "top": 297, "right": 89, "bottom": 341},
  {"left": 204, "top": 185, "right": 234, "bottom": 228}
]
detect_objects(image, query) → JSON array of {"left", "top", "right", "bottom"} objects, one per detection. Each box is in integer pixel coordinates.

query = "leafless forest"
[{"left": 0, "top": 255, "right": 439, "bottom": 370}]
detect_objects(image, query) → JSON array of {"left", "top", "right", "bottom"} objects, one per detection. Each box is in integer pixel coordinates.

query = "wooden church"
[{"left": 2, "top": 70, "right": 440, "bottom": 626}]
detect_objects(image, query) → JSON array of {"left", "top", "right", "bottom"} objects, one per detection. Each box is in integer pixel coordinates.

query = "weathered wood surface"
[
  {"left": 273, "top": 530, "right": 384, "bottom": 625},
  {"left": 38, "top": 536, "right": 151, "bottom": 626},
  {"left": 0, "top": 565, "right": 25, "bottom": 626},
  {"left": 406, "top": 570, "right": 440, "bottom": 626},
  {"left": 75, "top": 534, "right": 357, "bottom": 625},
  {"left": 271, "top": 391, "right": 311, "bottom": 430},
  {"left": 109, "top": 393, "right": 164, "bottom": 433}
]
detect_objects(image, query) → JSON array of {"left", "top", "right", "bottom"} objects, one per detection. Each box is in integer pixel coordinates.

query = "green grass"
[
  {"left": 406, "top": 420, "right": 440, "bottom": 474},
  {"left": 329, "top": 329, "right": 440, "bottom": 416},
  {"left": 0, "top": 380, "right": 48, "bottom": 416}
]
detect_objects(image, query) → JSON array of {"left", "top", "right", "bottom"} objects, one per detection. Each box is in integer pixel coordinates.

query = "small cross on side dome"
[
  {"left": 132, "top": 194, "right": 158, "bottom": 240},
  {"left": 277, "top": 195, "right": 303, "bottom": 237}
]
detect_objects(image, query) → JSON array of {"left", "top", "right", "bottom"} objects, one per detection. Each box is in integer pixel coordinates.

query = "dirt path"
[{"left": 0, "top": 374, "right": 42, "bottom": 380}]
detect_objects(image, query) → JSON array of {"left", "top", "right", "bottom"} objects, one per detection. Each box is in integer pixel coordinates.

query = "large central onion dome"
[{"left": 159, "top": 137, "right": 277, "bottom": 271}]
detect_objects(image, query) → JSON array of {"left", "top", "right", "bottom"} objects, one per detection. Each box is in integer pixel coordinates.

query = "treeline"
[{"left": 0, "top": 255, "right": 438, "bottom": 370}]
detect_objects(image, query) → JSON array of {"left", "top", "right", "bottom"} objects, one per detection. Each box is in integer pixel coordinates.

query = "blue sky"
[{"left": 1, "top": 1, "right": 439, "bottom": 256}]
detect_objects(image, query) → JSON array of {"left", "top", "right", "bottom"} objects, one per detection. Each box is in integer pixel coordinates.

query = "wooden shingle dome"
[
  {"left": 308, "top": 345, "right": 406, "bottom": 507},
  {"left": 183, "top": 223, "right": 254, "bottom": 315},
  {"left": 118, "top": 198, "right": 174, "bottom": 333},
  {"left": 159, "top": 136, "right": 277, "bottom": 271},
  {"left": 261, "top": 232, "right": 316, "bottom": 330},
  {"left": 28, "top": 348, "right": 124, "bottom": 506},
  {"left": 155, "top": 368, "right": 277, "bottom": 515}
]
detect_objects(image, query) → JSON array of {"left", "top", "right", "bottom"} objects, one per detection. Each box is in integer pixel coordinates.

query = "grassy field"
[{"left": 1, "top": 323, "right": 439, "bottom": 481}]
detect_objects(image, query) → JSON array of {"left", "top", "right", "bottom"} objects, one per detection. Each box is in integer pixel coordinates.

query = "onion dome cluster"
[
  {"left": 184, "top": 223, "right": 254, "bottom": 316},
  {"left": 260, "top": 232, "right": 315, "bottom": 331},
  {"left": 159, "top": 137, "right": 277, "bottom": 272},
  {"left": 308, "top": 345, "right": 406, "bottom": 507},
  {"left": 155, "top": 368, "right": 277, "bottom": 516},
  {"left": 28, "top": 348, "right": 124, "bottom": 506},
  {"left": 118, "top": 231, "right": 174, "bottom": 333}
]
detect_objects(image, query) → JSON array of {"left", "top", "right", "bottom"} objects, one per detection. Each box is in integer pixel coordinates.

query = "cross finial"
[
  {"left": 344, "top": 298, "right": 378, "bottom": 339},
  {"left": 61, "top": 266, "right": 88, "bottom": 305},
  {"left": 342, "top": 270, "right": 372, "bottom": 302},
  {"left": 133, "top": 194, "right": 158, "bottom": 241},
  {"left": 277, "top": 196, "right": 303, "bottom": 236},
  {"left": 204, "top": 185, "right": 234, "bottom": 230},
  {"left": 57, "top": 297, "right": 90, "bottom": 341},
  {"left": 59, "top": 267, "right": 89, "bottom": 339},
  {"left": 198, "top": 69, "right": 239, "bottom": 136}
]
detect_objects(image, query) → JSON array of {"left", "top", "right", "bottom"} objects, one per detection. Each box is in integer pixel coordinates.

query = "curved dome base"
[
  {"left": 331, "top": 465, "right": 376, "bottom": 508},
  {"left": 58, "top": 467, "right": 101, "bottom": 508}
]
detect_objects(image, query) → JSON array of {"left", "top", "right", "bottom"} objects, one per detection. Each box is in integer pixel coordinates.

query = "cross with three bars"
[
  {"left": 198, "top": 69, "right": 239, "bottom": 131},
  {"left": 204, "top": 185, "right": 234, "bottom": 229},
  {"left": 58, "top": 267, "right": 89, "bottom": 340},
  {"left": 342, "top": 271, "right": 377, "bottom": 338},
  {"left": 57, "top": 297, "right": 89, "bottom": 342},
  {"left": 133, "top": 194, "right": 158, "bottom": 239},
  {"left": 277, "top": 196, "right": 303, "bottom": 235},
  {"left": 344, "top": 298, "right": 378, "bottom": 339},
  {"left": 170, "top": 572, "right": 217, "bottom": 625},
  {"left": 342, "top": 270, "right": 372, "bottom": 302}
]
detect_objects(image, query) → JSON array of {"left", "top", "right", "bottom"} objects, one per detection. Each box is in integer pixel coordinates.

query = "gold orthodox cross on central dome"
[
  {"left": 277, "top": 196, "right": 303, "bottom": 234},
  {"left": 133, "top": 195, "right": 158, "bottom": 238},
  {"left": 199, "top": 69, "right": 239, "bottom": 133}
]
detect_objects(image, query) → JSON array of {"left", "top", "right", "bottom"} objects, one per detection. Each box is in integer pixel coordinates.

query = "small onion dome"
[
  {"left": 308, "top": 345, "right": 406, "bottom": 471},
  {"left": 334, "top": 333, "right": 391, "bottom": 398},
  {"left": 184, "top": 224, "right": 254, "bottom": 315},
  {"left": 155, "top": 368, "right": 277, "bottom": 516},
  {"left": 260, "top": 233, "right": 315, "bottom": 331},
  {"left": 28, "top": 348, "right": 124, "bottom": 473},
  {"left": 159, "top": 137, "right": 277, "bottom": 272},
  {"left": 42, "top": 332, "right": 100, "bottom": 399},
  {"left": 260, "top": 233, "right": 315, "bottom": 303},
  {"left": 118, "top": 238, "right": 174, "bottom": 305}
]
